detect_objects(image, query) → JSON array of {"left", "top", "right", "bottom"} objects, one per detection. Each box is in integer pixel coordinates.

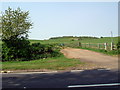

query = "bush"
[
  {"left": 30, "top": 43, "right": 61, "bottom": 60},
  {"left": 2, "top": 38, "right": 62, "bottom": 61},
  {"left": 2, "top": 38, "right": 31, "bottom": 61},
  {"left": 117, "top": 41, "right": 120, "bottom": 50}
]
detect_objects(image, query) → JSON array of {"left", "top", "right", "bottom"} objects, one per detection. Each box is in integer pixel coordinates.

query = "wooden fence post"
[
  {"left": 98, "top": 43, "right": 100, "bottom": 49},
  {"left": 78, "top": 42, "right": 81, "bottom": 47},
  {"left": 104, "top": 43, "right": 107, "bottom": 50}
]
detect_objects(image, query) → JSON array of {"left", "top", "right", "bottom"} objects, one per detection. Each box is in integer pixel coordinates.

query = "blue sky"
[{"left": 2, "top": 2, "right": 118, "bottom": 40}]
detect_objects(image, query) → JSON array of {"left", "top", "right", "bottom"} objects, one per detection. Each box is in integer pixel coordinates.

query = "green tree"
[
  {"left": 1, "top": 7, "right": 33, "bottom": 61},
  {"left": 1, "top": 7, "right": 32, "bottom": 40}
]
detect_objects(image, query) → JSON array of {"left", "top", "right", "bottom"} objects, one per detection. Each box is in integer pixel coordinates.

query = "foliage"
[
  {"left": 2, "top": 37, "right": 31, "bottom": 61},
  {"left": 30, "top": 43, "right": 62, "bottom": 60},
  {"left": 1, "top": 7, "right": 33, "bottom": 62},
  {"left": 1, "top": 7, "right": 61, "bottom": 62},
  {"left": 117, "top": 41, "right": 120, "bottom": 50},
  {"left": 1, "top": 7, "right": 32, "bottom": 40},
  {"left": 2, "top": 41, "right": 62, "bottom": 61},
  {"left": 50, "top": 36, "right": 99, "bottom": 40}
]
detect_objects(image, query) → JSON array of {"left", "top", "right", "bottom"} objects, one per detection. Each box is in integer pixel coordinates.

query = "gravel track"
[{"left": 61, "top": 48, "right": 119, "bottom": 70}]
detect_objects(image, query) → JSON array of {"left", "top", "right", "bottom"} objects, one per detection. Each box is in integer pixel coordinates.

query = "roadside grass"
[
  {"left": 79, "top": 47, "right": 119, "bottom": 56},
  {"left": 2, "top": 54, "right": 84, "bottom": 70}
]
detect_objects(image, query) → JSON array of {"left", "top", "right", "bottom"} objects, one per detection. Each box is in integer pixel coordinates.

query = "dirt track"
[{"left": 61, "top": 48, "right": 119, "bottom": 70}]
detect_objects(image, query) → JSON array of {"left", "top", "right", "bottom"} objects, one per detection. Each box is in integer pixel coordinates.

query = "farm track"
[{"left": 61, "top": 47, "right": 119, "bottom": 70}]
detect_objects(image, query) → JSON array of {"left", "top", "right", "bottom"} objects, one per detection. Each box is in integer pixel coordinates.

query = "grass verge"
[
  {"left": 79, "top": 47, "right": 119, "bottom": 56},
  {"left": 2, "top": 54, "right": 84, "bottom": 71}
]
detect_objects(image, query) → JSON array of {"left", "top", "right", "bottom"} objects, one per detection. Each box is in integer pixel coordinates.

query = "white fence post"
[
  {"left": 104, "top": 43, "right": 107, "bottom": 50},
  {"left": 111, "top": 42, "right": 114, "bottom": 50}
]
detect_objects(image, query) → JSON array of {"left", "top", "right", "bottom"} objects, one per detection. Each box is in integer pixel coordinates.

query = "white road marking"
[
  {"left": 24, "top": 87, "right": 26, "bottom": 89},
  {"left": 71, "top": 70, "right": 84, "bottom": 72},
  {"left": 1, "top": 71, "right": 58, "bottom": 74},
  {"left": 68, "top": 83, "right": 120, "bottom": 88}
]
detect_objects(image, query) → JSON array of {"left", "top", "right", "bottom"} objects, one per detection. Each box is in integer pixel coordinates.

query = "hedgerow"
[{"left": 2, "top": 40, "right": 61, "bottom": 62}]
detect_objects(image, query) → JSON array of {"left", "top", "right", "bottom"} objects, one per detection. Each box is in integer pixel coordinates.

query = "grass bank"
[
  {"left": 2, "top": 54, "right": 84, "bottom": 71},
  {"left": 79, "top": 47, "right": 119, "bottom": 56}
]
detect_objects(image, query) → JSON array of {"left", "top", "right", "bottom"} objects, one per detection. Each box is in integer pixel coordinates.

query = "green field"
[
  {"left": 80, "top": 37, "right": 118, "bottom": 44},
  {"left": 1, "top": 37, "right": 118, "bottom": 45},
  {"left": 2, "top": 55, "right": 84, "bottom": 70},
  {"left": 29, "top": 37, "right": 119, "bottom": 52},
  {"left": 29, "top": 37, "right": 118, "bottom": 45}
]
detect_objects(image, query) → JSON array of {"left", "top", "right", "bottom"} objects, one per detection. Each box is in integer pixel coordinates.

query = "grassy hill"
[
  {"left": 0, "top": 36, "right": 118, "bottom": 46},
  {"left": 29, "top": 36, "right": 118, "bottom": 45}
]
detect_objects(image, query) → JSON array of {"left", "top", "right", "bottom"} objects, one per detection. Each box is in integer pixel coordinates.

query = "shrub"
[
  {"left": 30, "top": 43, "right": 61, "bottom": 60},
  {"left": 2, "top": 40, "right": 62, "bottom": 61},
  {"left": 117, "top": 41, "right": 120, "bottom": 50},
  {"left": 2, "top": 38, "right": 31, "bottom": 61}
]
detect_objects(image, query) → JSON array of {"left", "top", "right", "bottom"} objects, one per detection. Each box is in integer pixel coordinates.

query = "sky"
[{"left": 1, "top": 1, "right": 118, "bottom": 40}]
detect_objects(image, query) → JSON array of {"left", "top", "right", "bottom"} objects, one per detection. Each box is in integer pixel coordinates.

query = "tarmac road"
[{"left": 2, "top": 69, "right": 120, "bottom": 88}]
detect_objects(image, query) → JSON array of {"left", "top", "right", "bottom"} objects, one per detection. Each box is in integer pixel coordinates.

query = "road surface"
[{"left": 2, "top": 69, "right": 119, "bottom": 88}]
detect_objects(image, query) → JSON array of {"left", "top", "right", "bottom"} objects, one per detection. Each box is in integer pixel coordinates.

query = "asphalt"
[{"left": 2, "top": 69, "right": 120, "bottom": 88}]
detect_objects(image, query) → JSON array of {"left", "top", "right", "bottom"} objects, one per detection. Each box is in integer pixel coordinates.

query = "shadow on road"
[{"left": 2, "top": 69, "right": 120, "bottom": 88}]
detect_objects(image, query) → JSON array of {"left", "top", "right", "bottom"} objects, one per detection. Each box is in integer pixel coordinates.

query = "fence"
[
  {"left": 64, "top": 42, "right": 117, "bottom": 51},
  {"left": 80, "top": 42, "right": 117, "bottom": 50},
  {"left": 63, "top": 42, "right": 80, "bottom": 48}
]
